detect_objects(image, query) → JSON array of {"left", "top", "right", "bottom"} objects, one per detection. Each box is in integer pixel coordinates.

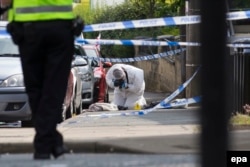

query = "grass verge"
[
  {"left": 230, "top": 113, "right": 250, "bottom": 125},
  {"left": 229, "top": 113, "right": 250, "bottom": 130}
]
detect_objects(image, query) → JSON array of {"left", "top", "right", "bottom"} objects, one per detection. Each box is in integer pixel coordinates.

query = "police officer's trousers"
[{"left": 18, "top": 20, "right": 74, "bottom": 154}]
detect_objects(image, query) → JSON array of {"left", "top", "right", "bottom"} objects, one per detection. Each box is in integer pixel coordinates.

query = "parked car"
[
  {"left": 0, "top": 36, "right": 84, "bottom": 126},
  {"left": 62, "top": 53, "right": 86, "bottom": 121},
  {"left": 0, "top": 37, "right": 32, "bottom": 126},
  {"left": 76, "top": 44, "right": 112, "bottom": 108},
  {"left": 73, "top": 44, "right": 96, "bottom": 108}
]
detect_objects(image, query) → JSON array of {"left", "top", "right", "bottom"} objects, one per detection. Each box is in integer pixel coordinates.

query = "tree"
[
  {"left": 230, "top": 0, "right": 250, "bottom": 10},
  {"left": 72, "top": 0, "right": 183, "bottom": 58},
  {"left": 73, "top": 0, "right": 96, "bottom": 24},
  {"left": 84, "top": 0, "right": 179, "bottom": 58}
]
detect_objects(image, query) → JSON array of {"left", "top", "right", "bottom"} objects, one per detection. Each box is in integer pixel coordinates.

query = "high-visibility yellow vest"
[{"left": 8, "top": 0, "right": 74, "bottom": 22}]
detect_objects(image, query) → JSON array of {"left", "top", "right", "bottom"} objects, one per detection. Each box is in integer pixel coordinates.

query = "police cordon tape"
[
  {"left": 83, "top": 15, "right": 200, "bottom": 32},
  {"left": 76, "top": 38, "right": 200, "bottom": 47},
  {"left": 76, "top": 67, "right": 201, "bottom": 119},
  {"left": 0, "top": 10, "right": 248, "bottom": 34},
  {"left": 153, "top": 66, "right": 200, "bottom": 109},
  {"left": 77, "top": 39, "right": 250, "bottom": 48},
  {"left": 76, "top": 48, "right": 186, "bottom": 63},
  {"left": 83, "top": 10, "right": 250, "bottom": 32},
  {"left": 228, "top": 43, "right": 250, "bottom": 48},
  {"left": 159, "top": 96, "right": 201, "bottom": 109}
]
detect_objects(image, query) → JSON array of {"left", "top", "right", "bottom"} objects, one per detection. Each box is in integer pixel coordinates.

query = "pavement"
[{"left": 0, "top": 91, "right": 249, "bottom": 155}]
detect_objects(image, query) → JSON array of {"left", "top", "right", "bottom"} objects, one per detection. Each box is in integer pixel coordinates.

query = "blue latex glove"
[
  {"left": 121, "top": 82, "right": 126, "bottom": 88},
  {"left": 121, "top": 82, "right": 129, "bottom": 89}
]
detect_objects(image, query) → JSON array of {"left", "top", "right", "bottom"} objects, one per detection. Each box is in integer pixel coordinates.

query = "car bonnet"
[{"left": 0, "top": 57, "right": 22, "bottom": 79}]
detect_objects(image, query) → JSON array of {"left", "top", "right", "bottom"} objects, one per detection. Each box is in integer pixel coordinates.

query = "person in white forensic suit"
[{"left": 106, "top": 64, "right": 147, "bottom": 109}]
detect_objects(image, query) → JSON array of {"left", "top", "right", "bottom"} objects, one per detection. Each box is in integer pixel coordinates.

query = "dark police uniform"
[{"left": 7, "top": 0, "right": 76, "bottom": 159}]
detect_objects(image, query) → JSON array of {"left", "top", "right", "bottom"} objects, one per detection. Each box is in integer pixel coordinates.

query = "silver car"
[
  {"left": 0, "top": 37, "right": 85, "bottom": 126},
  {"left": 74, "top": 44, "right": 96, "bottom": 108},
  {"left": 0, "top": 37, "right": 32, "bottom": 126}
]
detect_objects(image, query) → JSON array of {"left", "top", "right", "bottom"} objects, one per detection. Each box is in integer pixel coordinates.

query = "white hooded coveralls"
[{"left": 106, "top": 64, "right": 147, "bottom": 109}]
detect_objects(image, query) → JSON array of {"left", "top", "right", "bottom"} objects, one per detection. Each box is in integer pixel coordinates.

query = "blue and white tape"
[
  {"left": 159, "top": 96, "right": 201, "bottom": 109},
  {"left": 83, "top": 15, "right": 200, "bottom": 32},
  {"left": 76, "top": 39, "right": 200, "bottom": 47},
  {"left": 227, "top": 43, "right": 250, "bottom": 48},
  {"left": 78, "top": 48, "right": 186, "bottom": 63},
  {"left": 0, "top": 28, "right": 9, "bottom": 37},
  {"left": 153, "top": 66, "right": 200, "bottom": 109},
  {"left": 78, "top": 39, "right": 250, "bottom": 48},
  {"left": 227, "top": 10, "right": 250, "bottom": 20},
  {"left": 83, "top": 10, "right": 250, "bottom": 32},
  {"left": 0, "top": 10, "right": 249, "bottom": 35},
  {"left": 79, "top": 109, "right": 151, "bottom": 118}
]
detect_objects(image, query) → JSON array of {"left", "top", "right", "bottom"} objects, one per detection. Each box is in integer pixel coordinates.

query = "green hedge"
[{"left": 74, "top": 0, "right": 180, "bottom": 58}]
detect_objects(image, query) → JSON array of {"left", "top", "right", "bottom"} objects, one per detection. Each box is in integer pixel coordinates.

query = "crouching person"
[{"left": 106, "top": 64, "right": 147, "bottom": 110}]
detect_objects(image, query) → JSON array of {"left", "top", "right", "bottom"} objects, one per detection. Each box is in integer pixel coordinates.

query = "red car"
[{"left": 81, "top": 45, "right": 112, "bottom": 106}]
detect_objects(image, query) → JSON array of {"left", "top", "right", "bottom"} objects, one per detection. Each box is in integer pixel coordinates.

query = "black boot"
[{"left": 52, "top": 145, "right": 70, "bottom": 159}]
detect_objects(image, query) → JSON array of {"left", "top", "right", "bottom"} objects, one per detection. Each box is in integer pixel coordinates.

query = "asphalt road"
[{"left": 0, "top": 153, "right": 201, "bottom": 167}]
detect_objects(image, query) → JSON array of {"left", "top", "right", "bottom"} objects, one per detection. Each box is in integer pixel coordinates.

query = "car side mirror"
[
  {"left": 91, "top": 60, "right": 99, "bottom": 67},
  {"left": 72, "top": 56, "right": 88, "bottom": 67},
  {"left": 103, "top": 62, "right": 112, "bottom": 68}
]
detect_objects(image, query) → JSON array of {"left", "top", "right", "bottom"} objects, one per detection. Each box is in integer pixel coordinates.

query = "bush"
[{"left": 77, "top": 1, "right": 179, "bottom": 58}]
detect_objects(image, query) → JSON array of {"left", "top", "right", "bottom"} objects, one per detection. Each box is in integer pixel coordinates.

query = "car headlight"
[
  {"left": 0, "top": 74, "right": 24, "bottom": 87},
  {"left": 81, "top": 72, "right": 92, "bottom": 82}
]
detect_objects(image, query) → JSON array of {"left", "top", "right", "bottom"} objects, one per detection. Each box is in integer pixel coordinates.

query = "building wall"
[
  {"left": 134, "top": 45, "right": 183, "bottom": 94},
  {"left": 90, "top": 0, "right": 125, "bottom": 9}
]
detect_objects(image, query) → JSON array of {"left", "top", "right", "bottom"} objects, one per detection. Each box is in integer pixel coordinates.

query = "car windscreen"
[
  {"left": 84, "top": 48, "right": 98, "bottom": 58},
  {"left": 0, "top": 38, "right": 19, "bottom": 56}
]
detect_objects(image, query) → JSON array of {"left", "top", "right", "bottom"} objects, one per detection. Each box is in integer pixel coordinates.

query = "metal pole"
[
  {"left": 180, "top": 0, "right": 189, "bottom": 98},
  {"left": 200, "top": 0, "right": 230, "bottom": 167},
  {"left": 185, "top": 0, "right": 189, "bottom": 16},
  {"left": 186, "top": 0, "right": 201, "bottom": 98}
]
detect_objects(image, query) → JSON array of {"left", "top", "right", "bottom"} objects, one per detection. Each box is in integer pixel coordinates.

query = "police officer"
[{"left": 7, "top": 0, "right": 83, "bottom": 160}]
